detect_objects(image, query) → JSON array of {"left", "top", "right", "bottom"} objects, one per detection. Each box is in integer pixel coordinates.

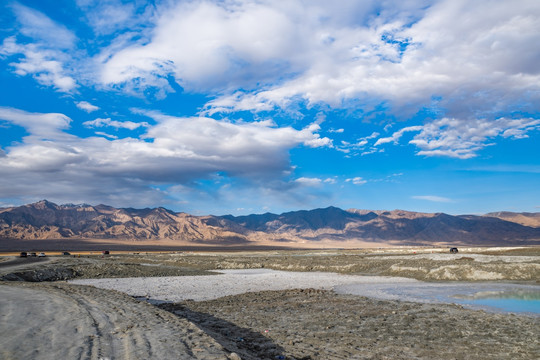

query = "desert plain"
[{"left": 0, "top": 246, "right": 539, "bottom": 360}]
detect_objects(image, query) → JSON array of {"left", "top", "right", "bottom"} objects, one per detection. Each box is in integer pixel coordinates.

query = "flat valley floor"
[{"left": 1, "top": 247, "right": 539, "bottom": 359}]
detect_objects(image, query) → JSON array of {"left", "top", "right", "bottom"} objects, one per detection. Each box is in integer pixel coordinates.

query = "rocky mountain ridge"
[{"left": 1, "top": 200, "right": 539, "bottom": 247}]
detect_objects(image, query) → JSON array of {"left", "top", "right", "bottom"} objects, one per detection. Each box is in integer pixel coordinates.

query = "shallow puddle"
[
  {"left": 334, "top": 282, "right": 540, "bottom": 316},
  {"left": 452, "top": 289, "right": 540, "bottom": 314}
]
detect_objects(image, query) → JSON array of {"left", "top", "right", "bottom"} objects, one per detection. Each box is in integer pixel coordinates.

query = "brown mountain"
[
  {"left": 0, "top": 200, "right": 246, "bottom": 244},
  {"left": 1, "top": 201, "right": 539, "bottom": 249},
  {"left": 485, "top": 211, "right": 540, "bottom": 228}
]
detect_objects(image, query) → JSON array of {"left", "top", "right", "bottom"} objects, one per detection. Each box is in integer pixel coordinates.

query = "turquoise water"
[
  {"left": 335, "top": 282, "right": 540, "bottom": 316},
  {"left": 456, "top": 290, "right": 540, "bottom": 315},
  {"left": 468, "top": 298, "right": 540, "bottom": 313}
]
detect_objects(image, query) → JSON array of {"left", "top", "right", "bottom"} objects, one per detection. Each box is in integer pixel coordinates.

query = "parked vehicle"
[
  {"left": 62, "top": 251, "right": 71, "bottom": 256},
  {"left": 19, "top": 252, "right": 27, "bottom": 257},
  {"left": 450, "top": 247, "right": 459, "bottom": 253},
  {"left": 38, "top": 252, "right": 46, "bottom": 257},
  {"left": 29, "top": 252, "right": 37, "bottom": 257},
  {"left": 102, "top": 250, "right": 110, "bottom": 255}
]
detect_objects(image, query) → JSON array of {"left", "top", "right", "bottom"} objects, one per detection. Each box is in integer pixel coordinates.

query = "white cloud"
[
  {"left": 76, "top": 0, "right": 144, "bottom": 36},
  {"left": 4, "top": 0, "right": 539, "bottom": 123},
  {"left": 372, "top": 117, "right": 540, "bottom": 158},
  {"left": 346, "top": 177, "right": 367, "bottom": 185},
  {"left": 295, "top": 177, "right": 323, "bottom": 187},
  {"left": 409, "top": 117, "right": 540, "bottom": 159},
  {"left": 195, "top": 0, "right": 540, "bottom": 122},
  {"left": 412, "top": 195, "right": 453, "bottom": 203},
  {"left": 10, "top": 3, "right": 76, "bottom": 49},
  {"left": 83, "top": 118, "right": 149, "bottom": 130},
  {"left": 1, "top": 3, "right": 78, "bottom": 92},
  {"left": 0, "top": 107, "right": 331, "bottom": 206},
  {"left": 0, "top": 106, "right": 71, "bottom": 140},
  {"left": 94, "top": 131, "right": 118, "bottom": 139},
  {"left": 1, "top": 38, "right": 77, "bottom": 92},
  {"left": 361, "top": 148, "right": 383, "bottom": 156},
  {"left": 76, "top": 101, "right": 100, "bottom": 113},
  {"left": 98, "top": 1, "right": 435, "bottom": 97},
  {"left": 335, "top": 131, "right": 382, "bottom": 155},
  {"left": 374, "top": 126, "right": 423, "bottom": 146}
]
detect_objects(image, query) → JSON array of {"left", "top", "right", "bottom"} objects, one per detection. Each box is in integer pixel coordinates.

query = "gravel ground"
[{"left": 160, "top": 289, "right": 540, "bottom": 360}]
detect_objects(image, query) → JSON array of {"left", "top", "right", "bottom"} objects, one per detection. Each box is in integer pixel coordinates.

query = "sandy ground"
[
  {"left": 1, "top": 248, "right": 539, "bottom": 359},
  {"left": 0, "top": 282, "right": 236, "bottom": 360}
]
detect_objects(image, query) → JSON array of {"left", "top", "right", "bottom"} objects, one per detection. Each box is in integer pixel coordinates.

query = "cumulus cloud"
[
  {"left": 0, "top": 107, "right": 330, "bottom": 206},
  {"left": 197, "top": 0, "right": 540, "bottom": 121},
  {"left": 1, "top": 0, "right": 538, "bottom": 115},
  {"left": 4, "top": 0, "right": 539, "bottom": 125},
  {"left": 76, "top": 101, "right": 100, "bottom": 113}
]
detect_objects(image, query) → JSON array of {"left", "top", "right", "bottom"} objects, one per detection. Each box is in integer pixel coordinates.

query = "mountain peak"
[{"left": 28, "top": 200, "right": 58, "bottom": 210}]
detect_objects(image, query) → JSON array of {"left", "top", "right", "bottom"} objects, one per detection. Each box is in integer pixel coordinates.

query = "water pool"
[
  {"left": 335, "top": 282, "right": 540, "bottom": 316},
  {"left": 453, "top": 289, "right": 540, "bottom": 315}
]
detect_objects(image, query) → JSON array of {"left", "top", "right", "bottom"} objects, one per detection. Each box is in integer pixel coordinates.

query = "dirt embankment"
[{"left": 0, "top": 255, "right": 215, "bottom": 282}]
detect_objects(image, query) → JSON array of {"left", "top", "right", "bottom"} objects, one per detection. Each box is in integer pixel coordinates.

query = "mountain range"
[{"left": 1, "top": 200, "right": 539, "bottom": 249}]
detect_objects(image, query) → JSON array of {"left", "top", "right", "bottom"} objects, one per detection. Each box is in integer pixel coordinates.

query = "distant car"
[
  {"left": 62, "top": 251, "right": 71, "bottom": 256},
  {"left": 19, "top": 252, "right": 27, "bottom": 258},
  {"left": 29, "top": 252, "right": 37, "bottom": 257},
  {"left": 450, "top": 247, "right": 459, "bottom": 254},
  {"left": 102, "top": 250, "right": 110, "bottom": 255},
  {"left": 38, "top": 252, "right": 46, "bottom": 257}
]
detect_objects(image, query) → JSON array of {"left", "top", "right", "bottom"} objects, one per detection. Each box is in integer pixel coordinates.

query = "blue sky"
[{"left": 0, "top": 0, "right": 539, "bottom": 215}]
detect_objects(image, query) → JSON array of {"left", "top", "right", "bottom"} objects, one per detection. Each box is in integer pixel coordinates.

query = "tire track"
[{"left": 0, "top": 282, "right": 232, "bottom": 360}]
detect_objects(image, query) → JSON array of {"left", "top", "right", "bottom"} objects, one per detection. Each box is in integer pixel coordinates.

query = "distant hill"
[
  {"left": 1, "top": 201, "right": 539, "bottom": 249},
  {"left": 485, "top": 211, "right": 540, "bottom": 228}
]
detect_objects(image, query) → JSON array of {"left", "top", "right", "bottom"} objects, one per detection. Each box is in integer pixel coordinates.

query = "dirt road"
[{"left": 0, "top": 282, "right": 234, "bottom": 360}]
